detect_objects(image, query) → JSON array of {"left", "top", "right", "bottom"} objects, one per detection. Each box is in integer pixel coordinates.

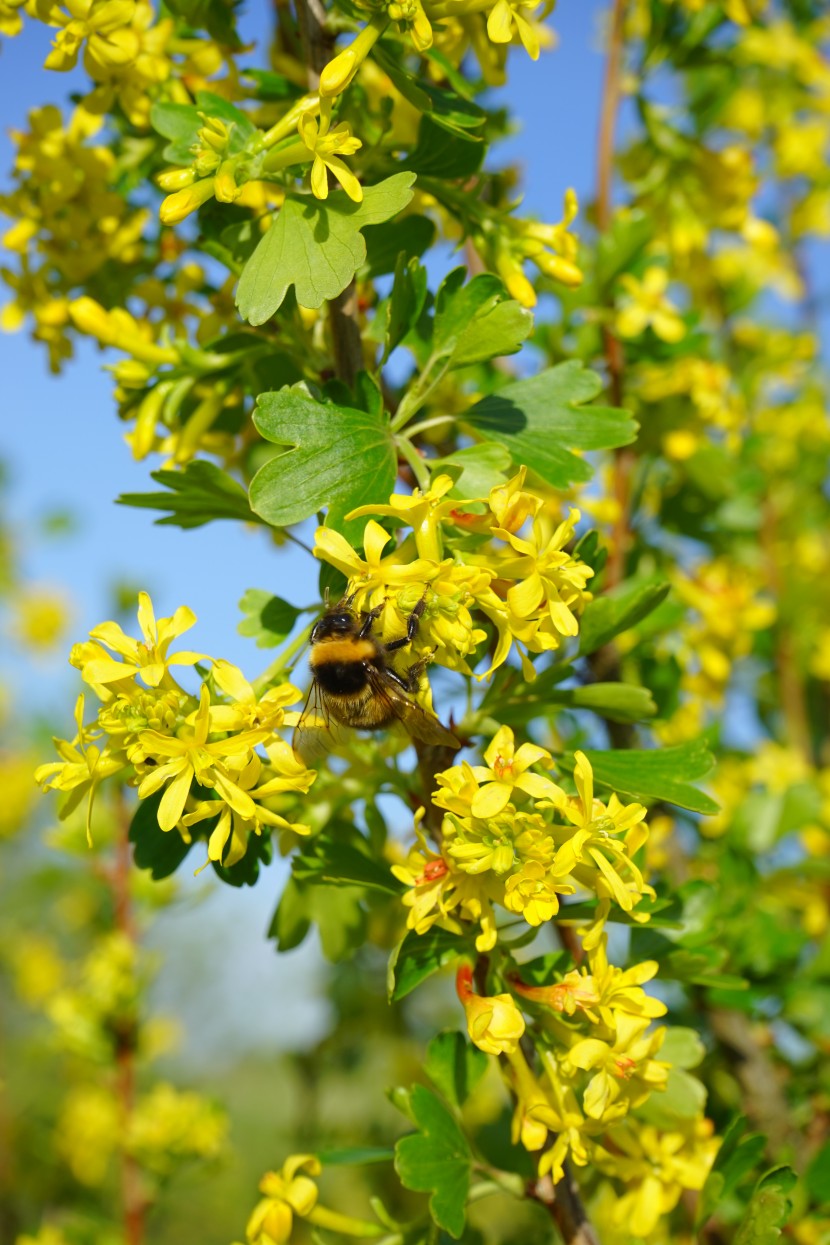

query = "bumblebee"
[{"left": 293, "top": 594, "right": 460, "bottom": 759}]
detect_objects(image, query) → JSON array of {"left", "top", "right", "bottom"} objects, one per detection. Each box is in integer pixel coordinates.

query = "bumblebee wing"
[
  {"left": 292, "top": 680, "right": 346, "bottom": 763},
  {"left": 366, "top": 667, "right": 460, "bottom": 750}
]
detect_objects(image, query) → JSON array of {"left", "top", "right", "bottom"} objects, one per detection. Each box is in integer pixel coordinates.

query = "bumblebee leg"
[
  {"left": 385, "top": 593, "right": 428, "bottom": 653},
  {"left": 357, "top": 602, "right": 384, "bottom": 639},
  {"left": 398, "top": 649, "right": 435, "bottom": 693}
]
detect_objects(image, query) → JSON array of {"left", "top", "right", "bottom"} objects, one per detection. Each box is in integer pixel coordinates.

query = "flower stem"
[
  {"left": 596, "top": 0, "right": 630, "bottom": 590},
  {"left": 307, "top": 1205, "right": 385, "bottom": 1236},
  {"left": 395, "top": 434, "right": 431, "bottom": 490},
  {"left": 252, "top": 622, "right": 313, "bottom": 692},
  {"left": 296, "top": 0, "right": 363, "bottom": 387}
]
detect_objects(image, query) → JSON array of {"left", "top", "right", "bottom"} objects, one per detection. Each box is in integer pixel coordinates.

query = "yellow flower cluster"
[
  {"left": 55, "top": 1079, "right": 226, "bottom": 1187},
  {"left": 156, "top": 94, "right": 365, "bottom": 223},
  {"left": 317, "top": 0, "right": 553, "bottom": 101},
  {"left": 314, "top": 469, "right": 594, "bottom": 682},
  {"left": 490, "top": 189, "right": 584, "bottom": 308},
  {"left": 0, "top": 105, "right": 148, "bottom": 371},
  {"left": 243, "top": 1155, "right": 321, "bottom": 1245},
  {"left": 394, "top": 727, "right": 654, "bottom": 951},
  {"left": 35, "top": 593, "right": 316, "bottom": 867},
  {"left": 455, "top": 941, "right": 716, "bottom": 1223}
]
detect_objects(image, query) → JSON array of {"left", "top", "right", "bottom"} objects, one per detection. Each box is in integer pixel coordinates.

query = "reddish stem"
[
  {"left": 114, "top": 793, "right": 144, "bottom": 1245},
  {"left": 596, "top": 0, "right": 631, "bottom": 589}
]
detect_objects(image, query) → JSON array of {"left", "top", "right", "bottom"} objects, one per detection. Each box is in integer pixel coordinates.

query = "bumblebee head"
[{"left": 311, "top": 609, "right": 357, "bottom": 644}]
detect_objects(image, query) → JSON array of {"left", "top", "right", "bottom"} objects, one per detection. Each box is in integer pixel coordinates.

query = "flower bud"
[
  {"left": 159, "top": 178, "right": 216, "bottom": 225},
  {"left": 157, "top": 167, "right": 196, "bottom": 192},
  {"left": 456, "top": 964, "right": 525, "bottom": 1055}
]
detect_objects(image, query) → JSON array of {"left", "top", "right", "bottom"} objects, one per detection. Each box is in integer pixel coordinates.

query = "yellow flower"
[
  {"left": 136, "top": 685, "right": 273, "bottom": 833},
  {"left": 69, "top": 297, "right": 178, "bottom": 365},
  {"left": 246, "top": 1155, "right": 321, "bottom": 1245},
  {"left": 0, "top": 0, "right": 25, "bottom": 35},
  {"left": 182, "top": 739, "right": 314, "bottom": 866},
  {"left": 56, "top": 1084, "right": 120, "bottom": 1185},
  {"left": 42, "top": 0, "right": 141, "bottom": 75},
  {"left": 563, "top": 1012, "right": 668, "bottom": 1122},
  {"left": 491, "top": 506, "right": 594, "bottom": 659},
  {"left": 456, "top": 963, "right": 525, "bottom": 1055},
  {"left": 127, "top": 1083, "right": 227, "bottom": 1176},
  {"left": 387, "top": 0, "right": 432, "bottom": 50},
  {"left": 486, "top": 0, "right": 543, "bottom": 58},
  {"left": 468, "top": 724, "right": 563, "bottom": 817},
  {"left": 34, "top": 694, "right": 124, "bottom": 836},
  {"left": 616, "top": 268, "right": 686, "bottom": 342},
  {"left": 550, "top": 751, "right": 654, "bottom": 935},
  {"left": 594, "top": 1118, "right": 718, "bottom": 1236},
  {"left": 11, "top": 587, "right": 70, "bottom": 649},
  {"left": 299, "top": 102, "right": 363, "bottom": 201},
  {"left": 73, "top": 591, "right": 204, "bottom": 690},
  {"left": 159, "top": 176, "right": 216, "bottom": 224},
  {"left": 319, "top": 18, "right": 388, "bottom": 98}
]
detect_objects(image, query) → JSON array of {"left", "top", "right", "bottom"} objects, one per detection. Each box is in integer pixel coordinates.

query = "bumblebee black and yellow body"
[{"left": 294, "top": 600, "right": 460, "bottom": 752}]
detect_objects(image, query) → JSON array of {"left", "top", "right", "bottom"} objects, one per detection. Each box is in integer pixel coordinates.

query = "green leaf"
[
  {"left": 117, "top": 461, "right": 262, "bottom": 529},
  {"left": 432, "top": 443, "right": 513, "bottom": 498},
  {"left": 238, "top": 590, "right": 302, "bottom": 648},
  {"left": 696, "top": 1117, "right": 767, "bottom": 1229},
  {"left": 639, "top": 1065, "right": 707, "bottom": 1128},
  {"left": 242, "top": 69, "right": 304, "bottom": 102},
  {"left": 388, "top": 927, "right": 473, "bottom": 1002},
  {"left": 165, "top": 0, "right": 242, "bottom": 47},
  {"left": 734, "top": 1168, "right": 797, "bottom": 1245},
  {"left": 805, "top": 1141, "right": 830, "bottom": 1202},
  {"left": 384, "top": 254, "right": 428, "bottom": 362},
  {"left": 405, "top": 116, "right": 485, "bottom": 178},
  {"left": 249, "top": 387, "right": 396, "bottom": 538},
  {"left": 434, "top": 269, "right": 532, "bottom": 367},
  {"left": 363, "top": 215, "right": 436, "bottom": 278},
  {"left": 395, "top": 1086, "right": 472, "bottom": 1239},
  {"left": 660, "top": 1027, "right": 706, "bottom": 1069},
  {"left": 129, "top": 793, "right": 192, "bottom": 879},
  {"left": 558, "top": 738, "right": 718, "bottom": 815},
  {"left": 424, "top": 1032, "right": 488, "bottom": 1109},
  {"left": 316, "top": 1147, "right": 394, "bottom": 1166},
  {"left": 547, "top": 682, "right": 657, "bottom": 723},
  {"left": 211, "top": 823, "right": 273, "bottom": 887},
  {"left": 293, "top": 826, "right": 404, "bottom": 895},
  {"left": 373, "top": 45, "right": 487, "bottom": 135},
  {"left": 578, "top": 577, "right": 671, "bottom": 656},
  {"left": 463, "top": 361, "right": 638, "bottom": 488},
  {"left": 630, "top": 928, "right": 747, "bottom": 990},
  {"left": 194, "top": 90, "right": 256, "bottom": 144},
  {"left": 149, "top": 100, "right": 201, "bottom": 162},
  {"left": 236, "top": 174, "right": 416, "bottom": 323},
  {"left": 268, "top": 875, "right": 367, "bottom": 961},
  {"left": 268, "top": 874, "right": 311, "bottom": 951},
  {"left": 596, "top": 209, "right": 652, "bottom": 289}
]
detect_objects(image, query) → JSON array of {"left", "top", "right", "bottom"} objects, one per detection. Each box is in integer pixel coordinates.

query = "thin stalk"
[
  {"left": 114, "top": 789, "right": 144, "bottom": 1245},
  {"left": 395, "top": 434, "right": 431, "bottom": 490},
  {"left": 296, "top": 0, "right": 363, "bottom": 387},
  {"left": 307, "top": 1204, "right": 385, "bottom": 1236},
  {"left": 252, "top": 622, "right": 314, "bottom": 692},
  {"left": 596, "top": 0, "right": 630, "bottom": 589}
]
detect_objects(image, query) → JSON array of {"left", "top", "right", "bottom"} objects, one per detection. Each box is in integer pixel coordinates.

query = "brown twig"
[
  {"left": 296, "top": 0, "right": 364, "bottom": 387},
  {"left": 529, "top": 1162, "right": 601, "bottom": 1245},
  {"left": 760, "top": 497, "right": 813, "bottom": 763},
  {"left": 596, "top": 0, "right": 631, "bottom": 590},
  {"left": 114, "top": 791, "right": 144, "bottom": 1245}
]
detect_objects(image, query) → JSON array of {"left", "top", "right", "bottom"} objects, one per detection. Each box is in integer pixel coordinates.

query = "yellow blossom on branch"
[
  {"left": 299, "top": 102, "right": 363, "bottom": 202},
  {"left": 616, "top": 267, "right": 686, "bottom": 342}
]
